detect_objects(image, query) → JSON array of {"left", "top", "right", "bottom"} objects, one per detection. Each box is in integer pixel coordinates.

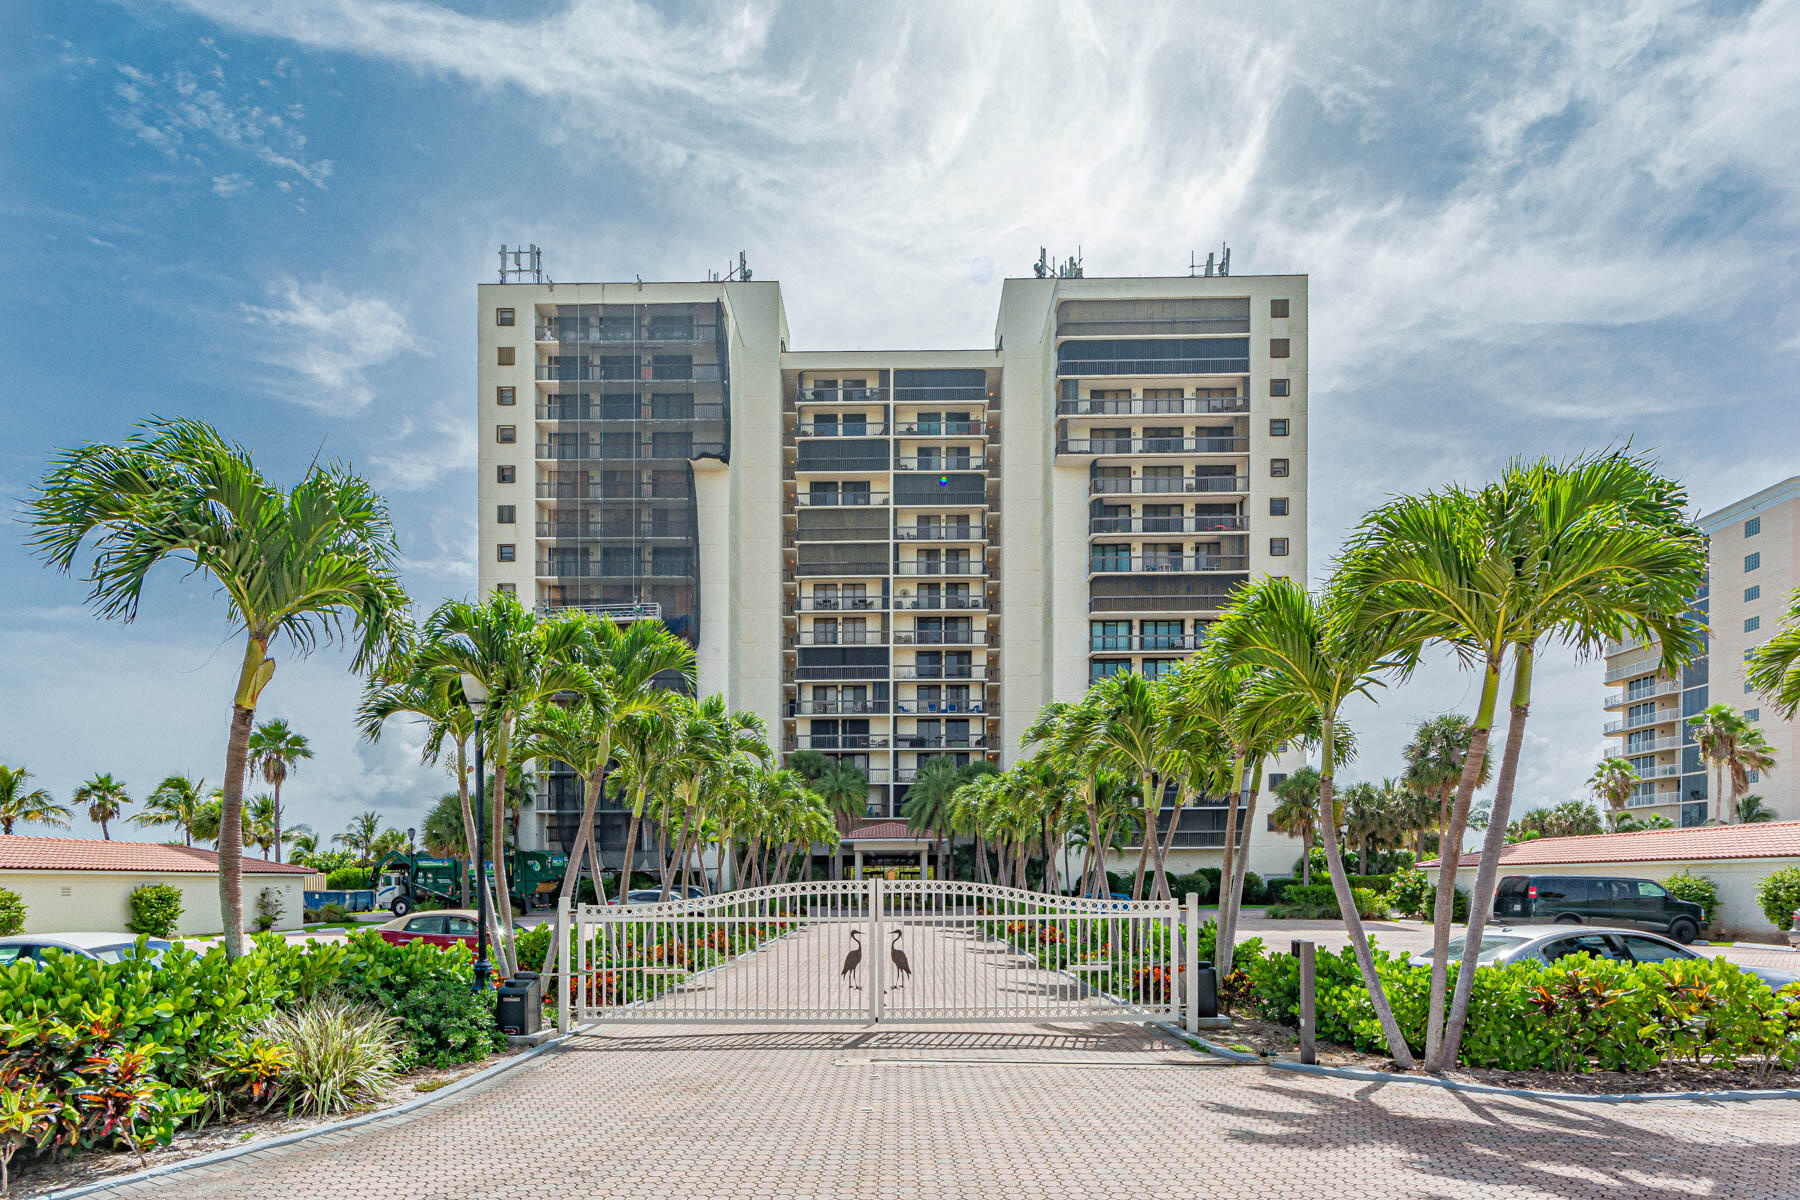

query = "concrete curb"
[
  {"left": 1155, "top": 1022, "right": 1800, "bottom": 1105},
  {"left": 36, "top": 1025, "right": 591, "bottom": 1200}
]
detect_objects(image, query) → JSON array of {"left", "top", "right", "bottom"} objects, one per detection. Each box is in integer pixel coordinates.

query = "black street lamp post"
[{"left": 462, "top": 673, "right": 493, "bottom": 992}]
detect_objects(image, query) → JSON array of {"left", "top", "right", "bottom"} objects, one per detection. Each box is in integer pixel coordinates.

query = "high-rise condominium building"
[
  {"left": 1600, "top": 476, "right": 1800, "bottom": 825},
  {"left": 477, "top": 270, "right": 1310, "bottom": 877}
]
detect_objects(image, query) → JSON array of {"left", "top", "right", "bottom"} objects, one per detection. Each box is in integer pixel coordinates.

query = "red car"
[{"left": 376, "top": 909, "right": 484, "bottom": 950}]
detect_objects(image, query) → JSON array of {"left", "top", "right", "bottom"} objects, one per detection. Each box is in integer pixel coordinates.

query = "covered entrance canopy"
[{"left": 840, "top": 820, "right": 937, "bottom": 879}]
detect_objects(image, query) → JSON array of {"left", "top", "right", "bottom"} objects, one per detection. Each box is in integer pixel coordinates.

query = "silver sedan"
[{"left": 1408, "top": 925, "right": 1800, "bottom": 992}]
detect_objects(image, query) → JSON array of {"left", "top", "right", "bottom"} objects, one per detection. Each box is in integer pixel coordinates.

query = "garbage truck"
[{"left": 374, "top": 850, "right": 568, "bottom": 917}]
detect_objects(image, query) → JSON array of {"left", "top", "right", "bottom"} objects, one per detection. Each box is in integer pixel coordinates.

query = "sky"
[{"left": 3, "top": 0, "right": 1798, "bottom": 848}]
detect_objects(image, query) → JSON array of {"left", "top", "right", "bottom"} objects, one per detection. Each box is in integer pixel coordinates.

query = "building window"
[
  {"left": 1270, "top": 298, "right": 1290, "bottom": 319},
  {"left": 496, "top": 386, "right": 516, "bottom": 406},
  {"left": 1269, "top": 418, "right": 1289, "bottom": 437},
  {"left": 1747, "top": 679, "right": 1756, "bottom": 693},
  {"left": 1745, "top": 552, "right": 1761, "bottom": 572},
  {"left": 496, "top": 544, "right": 516, "bottom": 562},
  {"left": 496, "top": 505, "right": 516, "bottom": 524},
  {"left": 1746, "top": 616, "right": 1760, "bottom": 632},
  {"left": 1270, "top": 458, "right": 1290, "bottom": 478},
  {"left": 1270, "top": 378, "right": 1290, "bottom": 397},
  {"left": 496, "top": 465, "right": 516, "bottom": 483},
  {"left": 1269, "top": 338, "right": 1290, "bottom": 359},
  {"left": 496, "top": 346, "right": 515, "bottom": 366},
  {"left": 1269, "top": 537, "right": 1290, "bottom": 557},
  {"left": 1747, "top": 708, "right": 1761, "bottom": 722},
  {"left": 496, "top": 583, "right": 517, "bottom": 597},
  {"left": 1746, "top": 585, "right": 1761, "bottom": 602},
  {"left": 496, "top": 425, "right": 516, "bottom": 444},
  {"left": 1270, "top": 497, "right": 1289, "bottom": 516},
  {"left": 1746, "top": 516, "right": 1761, "bottom": 537},
  {"left": 496, "top": 308, "right": 515, "bottom": 326}
]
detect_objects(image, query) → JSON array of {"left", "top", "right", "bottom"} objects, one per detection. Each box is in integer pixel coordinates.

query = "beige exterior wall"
[
  {"left": 1447, "top": 857, "right": 1800, "bottom": 940},
  {"left": 4, "top": 871, "right": 306, "bottom": 937}
]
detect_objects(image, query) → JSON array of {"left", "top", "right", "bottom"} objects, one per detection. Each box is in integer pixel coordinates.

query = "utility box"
[
  {"left": 496, "top": 975, "right": 543, "bottom": 1036},
  {"left": 1192, "top": 961, "right": 1219, "bottom": 1020}
]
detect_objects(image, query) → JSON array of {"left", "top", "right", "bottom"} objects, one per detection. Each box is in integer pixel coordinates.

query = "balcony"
[
  {"left": 1089, "top": 592, "right": 1237, "bottom": 614},
  {"left": 536, "top": 522, "right": 683, "bottom": 539},
  {"left": 893, "top": 630, "right": 988, "bottom": 646},
  {"left": 534, "top": 323, "right": 716, "bottom": 345},
  {"left": 1090, "top": 476, "right": 1249, "bottom": 496},
  {"left": 794, "top": 664, "right": 893, "bottom": 682},
  {"left": 536, "top": 363, "right": 723, "bottom": 382},
  {"left": 795, "top": 595, "right": 885, "bottom": 612},
  {"left": 894, "top": 700, "right": 986, "bottom": 715},
  {"left": 795, "top": 457, "right": 891, "bottom": 474},
  {"left": 1056, "top": 356, "right": 1249, "bottom": 378},
  {"left": 789, "top": 700, "right": 891, "bottom": 716},
  {"left": 894, "top": 420, "right": 986, "bottom": 437},
  {"left": 1604, "top": 680, "right": 1683, "bottom": 710},
  {"left": 893, "top": 734, "right": 988, "bottom": 751},
  {"left": 1057, "top": 396, "right": 1249, "bottom": 417},
  {"left": 794, "top": 630, "right": 888, "bottom": 647},
  {"left": 1089, "top": 555, "right": 1249, "bottom": 575},
  {"left": 1619, "top": 736, "right": 1681, "bottom": 752},
  {"left": 1058, "top": 436, "right": 1249, "bottom": 456},
  {"left": 893, "top": 593, "right": 987, "bottom": 611},
  {"left": 791, "top": 561, "right": 890, "bottom": 578},
  {"left": 794, "top": 491, "right": 889, "bottom": 507},
  {"left": 796, "top": 386, "right": 889, "bottom": 405},
  {"left": 1088, "top": 635, "right": 1205, "bottom": 653},
  {"left": 1627, "top": 789, "right": 1681, "bottom": 808},
  {"left": 1603, "top": 710, "right": 1679, "bottom": 734},
  {"left": 536, "top": 401, "right": 725, "bottom": 422},
  {"left": 788, "top": 735, "right": 890, "bottom": 751},
  {"left": 1089, "top": 515, "right": 1248, "bottom": 535},
  {"left": 893, "top": 560, "right": 986, "bottom": 577},
  {"left": 894, "top": 524, "right": 981, "bottom": 541},
  {"left": 895, "top": 456, "right": 988, "bottom": 472},
  {"left": 1604, "top": 661, "right": 1668, "bottom": 685},
  {"left": 537, "top": 601, "right": 663, "bottom": 622},
  {"left": 793, "top": 523, "right": 892, "bottom": 543},
  {"left": 535, "top": 560, "right": 693, "bottom": 579},
  {"left": 1057, "top": 316, "right": 1250, "bottom": 338},
  {"left": 797, "top": 422, "right": 889, "bottom": 438},
  {"left": 893, "top": 664, "right": 987, "bottom": 680},
  {"left": 534, "top": 442, "right": 725, "bottom": 462},
  {"left": 1631, "top": 762, "right": 1682, "bottom": 780}
]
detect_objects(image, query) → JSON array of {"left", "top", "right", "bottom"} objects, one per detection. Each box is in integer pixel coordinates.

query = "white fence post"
[
  {"left": 1184, "top": 890, "right": 1199, "bottom": 1034},
  {"left": 556, "top": 896, "right": 571, "bottom": 1034},
  {"left": 868, "top": 877, "right": 884, "bottom": 1024}
]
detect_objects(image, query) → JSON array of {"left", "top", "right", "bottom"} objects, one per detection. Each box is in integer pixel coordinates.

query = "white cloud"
[
  {"left": 211, "top": 171, "right": 252, "bottom": 196},
  {"left": 240, "top": 278, "right": 418, "bottom": 414}
]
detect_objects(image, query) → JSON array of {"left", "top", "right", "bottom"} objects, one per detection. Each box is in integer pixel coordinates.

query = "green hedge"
[
  {"left": 326, "top": 866, "right": 374, "bottom": 890},
  {"left": 1265, "top": 882, "right": 1390, "bottom": 921},
  {"left": 1663, "top": 871, "right": 1720, "bottom": 924},
  {"left": 1758, "top": 867, "right": 1800, "bottom": 932},
  {"left": 126, "top": 884, "right": 183, "bottom": 937},
  {"left": 0, "top": 886, "right": 24, "bottom": 937}
]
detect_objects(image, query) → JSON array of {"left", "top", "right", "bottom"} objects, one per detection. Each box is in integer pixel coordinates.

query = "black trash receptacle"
[
  {"left": 1193, "top": 960, "right": 1219, "bottom": 1020},
  {"left": 496, "top": 975, "right": 542, "bottom": 1036}
]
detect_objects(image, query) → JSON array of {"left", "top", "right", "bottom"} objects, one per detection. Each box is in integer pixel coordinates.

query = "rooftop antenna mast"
[
  {"left": 1034, "top": 246, "right": 1084, "bottom": 278},
  {"left": 1188, "top": 242, "right": 1231, "bottom": 277},
  {"left": 715, "top": 251, "right": 753, "bottom": 282},
  {"left": 498, "top": 244, "right": 548, "bottom": 284}
]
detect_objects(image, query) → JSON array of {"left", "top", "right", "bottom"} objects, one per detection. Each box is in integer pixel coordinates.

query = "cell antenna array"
[
  {"left": 499, "top": 244, "right": 548, "bottom": 284},
  {"left": 1188, "top": 244, "right": 1231, "bottom": 277}
]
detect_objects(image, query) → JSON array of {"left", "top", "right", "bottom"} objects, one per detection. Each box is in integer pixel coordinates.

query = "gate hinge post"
[
  {"left": 557, "top": 896, "right": 572, "bottom": 1034},
  {"left": 1184, "top": 890, "right": 1199, "bottom": 1034}
]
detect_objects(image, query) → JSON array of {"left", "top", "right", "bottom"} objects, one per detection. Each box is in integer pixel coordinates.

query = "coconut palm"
[
  {"left": 657, "top": 695, "right": 772, "bottom": 898},
  {"left": 1207, "top": 574, "right": 1418, "bottom": 1068},
  {"left": 245, "top": 794, "right": 279, "bottom": 859},
  {"left": 283, "top": 823, "right": 320, "bottom": 865},
  {"left": 1588, "top": 758, "right": 1640, "bottom": 831},
  {"left": 191, "top": 794, "right": 223, "bottom": 847},
  {"left": 73, "top": 772, "right": 131, "bottom": 840},
  {"left": 334, "top": 810, "right": 384, "bottom": 867},
  {"left": 28, "top": 417, "right": 410, "bottom": 956},
  {"left": 1688, "top": 704, "right": 1776, "bottom": 825},
  {"left": 0, "top": 766, "right": 69, "bottom": 835},
  {"left": 131, "top": 773, "right": 209, "bottom": 845},
  {"left": 1268, "top": 767, "right": 1322, "bottom": 885},
  {"left": 246, "top": 719, "right": 312, "bottom": 864}
]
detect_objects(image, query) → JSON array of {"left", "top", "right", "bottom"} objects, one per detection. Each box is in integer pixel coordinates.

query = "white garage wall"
[{"left": 4, "top": 871, "right": 307, "bottom": 937}]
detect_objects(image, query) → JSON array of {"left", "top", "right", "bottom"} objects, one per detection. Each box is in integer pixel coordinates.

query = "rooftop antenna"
[
  {"left": 719, "top": 251, "right": 753, "bottom": 282},
  {"left": 1189, "top": 243, "right": 1231, "bottom": 277},
  {"left": 498, "top": 244, "right": 546, "bottom": 283},
  {"left": 1033, "top": 247, "right": 1050, "bottom": 278}
]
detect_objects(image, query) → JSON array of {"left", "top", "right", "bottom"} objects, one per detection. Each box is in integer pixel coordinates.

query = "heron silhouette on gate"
[
  {"left": 888, "top": 929, "right": 911, "bottom": 990},
  {"left": 840, "top": 929, "right": 864, "bottom": 990}
]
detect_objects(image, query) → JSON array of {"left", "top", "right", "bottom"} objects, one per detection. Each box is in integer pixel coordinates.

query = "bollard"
[{"left": 1295, "top": 939, "right": 1316, "bottom": 1065}]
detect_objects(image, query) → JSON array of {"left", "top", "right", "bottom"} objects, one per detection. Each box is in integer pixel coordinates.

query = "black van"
[{"left": 1494, "top": 875, "right": 1704, "bottom": 943}]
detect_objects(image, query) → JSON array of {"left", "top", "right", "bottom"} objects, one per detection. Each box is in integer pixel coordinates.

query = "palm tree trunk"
[
  {"left": 619, "top": 795, "right": 647, "bottom": 897},
  {"left": 1437, "top": 644, "right": 1535, "bottom": 1072},
  {"left": 1217, "top": 757, "right": 1261, "bottom": 979},
  {"left": 1423, "top": 661, "right": 1500, "bottom": 1070},
  {"left": 662, "top": 805, "right": 693, "bottom": 900},
  {"left": 1318, "top": 720, "right": 1416, "bottom": 1069},
  {"left": 1154, "top": 788, "right": 1188, "bottom": 901},
  {"left": 218, "top": 633, "right": 271, "bottom": 959},
  {"left": 488, "top": 719, "right": 519, "bottom": 978},
  {"left": 454, "top": 739, "right": 475, "bottom": 908},
  {"left": 1131, "top": 777, "right": 1158, "bottom": 900},
  {"left": 270, "top": 779, "right": 282, "bottom": 863},
  {"left": 1215, "top": 751, "right": 1247, "bottom": 924}
]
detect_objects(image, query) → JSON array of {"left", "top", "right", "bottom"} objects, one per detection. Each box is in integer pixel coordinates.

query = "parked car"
[
  {"left": 0, "top": 933, "right": 173, "bottom": 966},
  {"left": 1407, "top": 926, "right": 1800, "bottom": 992},
  {"left": 1493, "top": 874, "right": 1705, "bottom": 942},
  {"left": 376, "top": 909, "right": 487, "bottom": 950},
  {"left": 616, "top": 887, "right": 709, "bottom": 905}
]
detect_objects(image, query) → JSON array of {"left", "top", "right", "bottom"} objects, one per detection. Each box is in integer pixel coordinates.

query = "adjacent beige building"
[
  {"left": 1601, "top": 475, "right": 1800, "bottom": 824},
  {"left": 478, "top": 268, "right": 1310, "bottom": 877}
]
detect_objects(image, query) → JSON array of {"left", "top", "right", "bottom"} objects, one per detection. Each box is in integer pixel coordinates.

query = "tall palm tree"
[
  {"left": 1207, "top": 575, "right": 1418, "bottom": 1068},
  {"left": 245, "top": 794, "right": 279, "bottom": 859},
  {"left": 283, "top": 823, "right": 320, "bottom": 866},
  {"left": 246, "top": 719, "right": 312, "bottom": 863},
  {"left": 1269, "top": 767, "right": 1322, "bottom": 885},
  {"left": 810, "top": 762, "right": 869, "bottom": 880},
  {"left": 131, "top": 773, "right": 208, "bottom": 845},
  {"left": 73, "top": 772, "right": 131, "bottom": 840},
  {"left": 191, "top": 793, "right": 224, "bottom": 848},
  {"left": 1587, "top": 757, "right": 1640, "bottom": 831},
  {"left": 1688, "top": 704, "right": 1776, "bottom": 825},
  {"left": 1401, "top": 714, "right": 1488, "bottom": 857},
  {"left": 900, "top": 756, "right": 967, "bottom": 881},
  {"left": 1748, "top": 588, "right": 1800, "bottom": 720},
  {"left": 1086, "top": 671, "right": 1166, "bottom": 900},
  {"left": 29, "top": 417, "right": 409, "bottom": 956},
  {"left": 411, "top": 595, "right": 596, "bottom": 975},
  {"left": 334, "top": 810, "right": 384, "bottom": 868},
  {"left": 0, "top": 766, "right": 69, "bottom": 835}
]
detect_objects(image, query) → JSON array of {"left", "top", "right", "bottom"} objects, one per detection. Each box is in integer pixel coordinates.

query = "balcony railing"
[
  {"left": 1604, "top": 661, "right": 1670, "bottom": 685},
  {"left": 536, "top": 523, "right": 684, "bottom": 539},
  {"left": 1090, "top": 476, "right": 1249, "bottom": 495},
  {"left": 1056, "top": 396, "right": 1249, "bottom": 417},
  {"left": 1603, "top": 710, "right": 1678, "bottom": 734},
  {"left": 1057, "top": 317, "right": 1250, "bottom": 337},
  {"left": 535, "top": 561, "right": 693, "bottom": 579},
  {"left": 1088, "top": 635, "right": 1205, "bottom": 653},
  {"left": 534, "top": 443, "right": 725, "bottom": 462},
  {"left": 788, "top": 735, "right": 891, "bottom": 750},
  {"left": 895, "top": 457, "right": 988, "bottom": 471},
  {"left": 1057, "top": 356, "right": 1249, "bottom": 377},
  {"left": 893, "top": 561, "right": 985, "bottom": 576},
  {"left": 789, "top": 700, "right": 891, "bottom": 716},
  {"left": 535, "top": 324, "right": 716, "bottom": 345},
  {"left": 795, "top": 665, "right": 894, "bottom": 681},
  {"left": 537, "top": 601, "right": 663, "bottom": 622},
  {"left": 893, "top": 700, "right": 985, "bottom": 715},
  {"left": 1089, "top": 555, "right": 1249, "bottom": 575},
  {"left": 795, "top": 595, "right": 885, "bottom": 612},
  {"left": 1605, "top": 680, "right": 1683, "bottom": 709},
  {"left": 1089, "top": 515, "right": 1248, "bottom": 534},
  {"left": 893, "top": 630, "right": 987, "bottom": 646},
  {"left": 1627, "top": 789, "right": 1680, "bottom": 808},
  {"left": 792, "top": 561, "right": 890, "bottom": 578},
  {"left": 794, "top": 631, "right": 888, "bottom": 647},
  {"left": 536, "top": 363, "right": 723, "bottom": 382},
  {"left": 794, "top": 491, "right": 889, "bottom": 507},
  {"left": 796, "top": 422, "right": 889, "bottom": 438},
  {"left": 537, "top": 402, "right": 725, "bottom": 422},
  {"left": 795, "top": 457, "right": 892, "bottom": 473},
  {"left": 893, "top": 665, "right": 987, "bottom": 680},
  {"left": 1620, "top": 736, "right": 1681, "bottom": 752},
  {"left": 1089, "top": 593, "right": 1236, "bottom": 614},
  {"left": 894, "top": 524, "right": 981, "bottom": 541},
  {"left": 1058, "top": 436, "right": 1249, "bottom": 455},
  {"left": 893, "top": 593, "right": 987, "bottom": 611},
  {"left": 796, "top": 386, "right": 889, "bottom": 405},
  {"left": 793, "top": 525, "right": 894, "bottom": 543},
  {"left": 893, "top": 734, "right": 988, "bottom": 750},
  {"left": 1631, "top": 763, "right": 1682, "bottom": 780},
  {"left": 895, "top": 420, "right": 986, "bottom": 436}
]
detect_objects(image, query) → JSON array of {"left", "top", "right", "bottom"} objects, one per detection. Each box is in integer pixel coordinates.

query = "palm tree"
[
  {"left": 1269, "top": 767, "right": 1321, "bottom": 885},
  {"left": 245, "top": 794, "right": 279, "bottom": 859},
  {"left": 811, "top": 762, "right": 869, "bottom": 880},
  {"left": 191, "top": 793, "right": 223, "bottom": 847},
  {"left": 246, "top": 719, "right": 312, "bottom": 863},
  {"left": 1208, "top": 575, "right": 1418, "bottom": 1068},
  {"left": 411, "top": 595, "right": 595, "bottom": 975},
  {"left": 1736, "top": 794, "right": 1777, "bottom": 823},
  {"left": 0, "top": 766, "right": 69, "bottom": 835},
  {"left": 131, "top": 773, "right": 209, "bottom": 845},
  {"left": 283, "top": 823, "right": 320, "bottom": 865},
  {"left": 1401, "top": 714, "right": 1488, "bottom": 858},
  {"left": 73, "top": 772, "right": 131, "bottom": 840},
  {"left": 1086, "top": 671, "right": 1166, "bottom": 900},
  {"left": 29, "top": 417, "right": 409, "bottom": 956},
  {"left": 612, "top": 705, "right": 679, "bottom": 892},
  {"left": 1588, "top": 758, "right": 1640, "bottom": 831},
  {"left": 1688, "top": 704, "right": 1776, "bottom": 825},
  {"left": 900, "top": 756, "right": 967, "bottom": 881},
  {"left": 1748, "top": 589, "right": 1800, "bottom": 720},
  {"left": 334, "top": 810, "right": 384, "bottom": 868},
  {"left": 419, "top": 797, "right": 468, "bottom": 889}
]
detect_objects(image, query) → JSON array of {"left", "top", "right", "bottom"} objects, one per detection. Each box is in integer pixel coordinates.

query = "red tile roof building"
[{"left": 0, "top": 835, "right": 313, "bottom": 874}]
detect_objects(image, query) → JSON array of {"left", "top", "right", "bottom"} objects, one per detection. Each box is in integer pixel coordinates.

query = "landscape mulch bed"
[
  {"left": 1215, "top": 1013, "right": 1800, "bottom": 1095},
  {"left": 10, "top": 1050, "right": 525, "bottom": 1198}
]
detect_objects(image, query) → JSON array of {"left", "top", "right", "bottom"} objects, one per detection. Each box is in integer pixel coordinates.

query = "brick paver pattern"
[{"left": 85, "top": 913, "right": 1800, "bottom": 1200}]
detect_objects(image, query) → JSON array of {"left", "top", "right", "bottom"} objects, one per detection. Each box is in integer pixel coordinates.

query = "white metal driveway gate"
[{"left": 556, "top": 878, "right": 1199, "bottom": 1029}]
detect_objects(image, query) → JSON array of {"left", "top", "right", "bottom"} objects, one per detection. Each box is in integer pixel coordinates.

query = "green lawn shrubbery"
[
  {"left": 1757, "top": 868, "right": 1800, "bottom": 932},
  {"left": 125, "top": 884, "right": 183, "bottom": 937},
  {"left": 1266, "top": 882, "right": 1390, "bottom": 921},
  {"left": 0, "top": 886, "right": 24, "bottom": 937},
  {"left": 325, "top": 866, "right": 374, "bottom": 890},
  {"left": 1663, "top": 871, "right": 1720, "bottom": 925}
]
